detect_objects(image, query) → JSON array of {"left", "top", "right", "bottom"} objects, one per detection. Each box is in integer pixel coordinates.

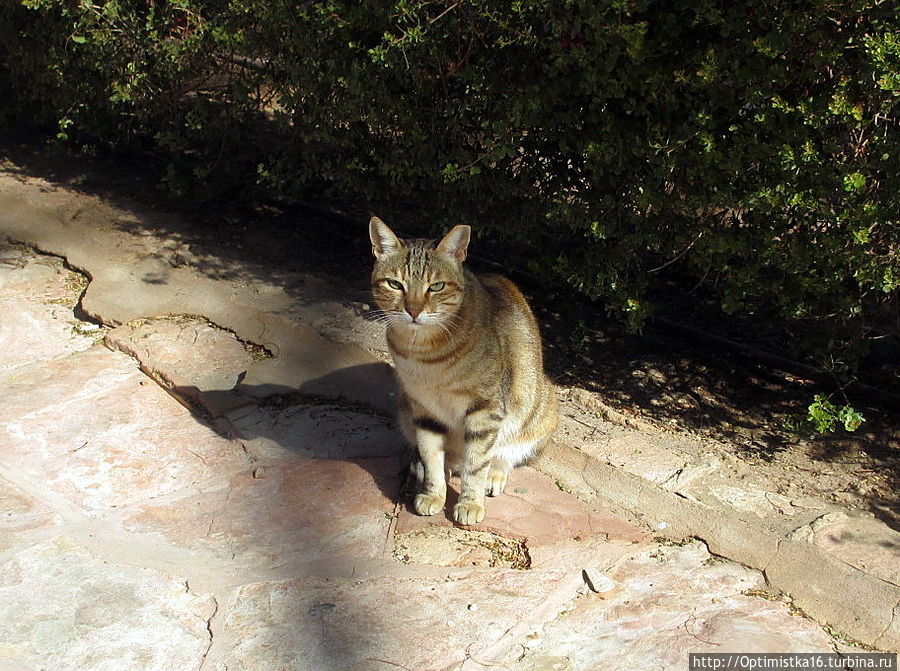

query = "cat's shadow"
[
  {"left": 172, "top": 363, "right": 492, "bottom": 525},
  {"left": 171, "top": 363, "right": 412, "bottom": 670}
]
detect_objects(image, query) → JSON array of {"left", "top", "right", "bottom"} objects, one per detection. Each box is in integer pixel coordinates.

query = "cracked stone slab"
[
  {"left": 0, "top": 243, "right": 83, "bottom": 303},
  {"left": 534, "top": 441, "right": 900, "bottom": 649},
  {"left": 0, "top": 193, "right": 397, "bottom": 415},
  {"left": 208, "top": 568, "right": 574, "bottom": 671},
  {"left": 0, "top": 535, "right": 214, "bottom": 671},
  {"left": 0, "top": 346, "right": 251, "bottom": 510},
  {"left": 0, "top": 299, "right": 96, "bottom": 375},
  {"left": 765, "top": 537, "right": 900, "bottom": 649},
  {"left": 123, "top": 457, "right": 401, "bottom": 569},
  {"left": 0, "top": 475, "right": 61, "bottom": 557},
  {"left": 788, "top": 511, "right": 900, "bottom": 587},
  {"left": 226, "top": 401, "right": 405, "bottom": 461},
  {"left": 508, "top": 541, "right": 838, "bottom": 671},
  {"left": 0, "top": 246, "right": 96, "bottom": 373},
  {"left": 394, "top": 466, "right": 647, "bottom": 568},
  {"left": 105, "top": 316, "right": 259, "bottom": 416}
]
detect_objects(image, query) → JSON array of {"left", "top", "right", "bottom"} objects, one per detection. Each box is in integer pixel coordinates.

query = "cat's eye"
[
  {"left": 428, "top": 282, "right": 445, "bottom": 292},
  {"left": 386, "top": 279, "right": 404, "bottom": 290}
]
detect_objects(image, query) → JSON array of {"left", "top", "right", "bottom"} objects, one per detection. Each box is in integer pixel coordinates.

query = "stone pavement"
[{"left": 0, "top": 166, "right": 896, "bottom": 670}]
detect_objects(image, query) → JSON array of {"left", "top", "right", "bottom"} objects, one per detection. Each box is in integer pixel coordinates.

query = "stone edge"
[{"left": 534, "top": 441, "right": 900, "bottom": 651}]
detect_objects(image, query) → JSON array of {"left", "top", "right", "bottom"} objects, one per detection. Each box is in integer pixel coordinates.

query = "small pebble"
[
  {"left": 523, "top": 632, "right": 542, "bottom": 648},
  {"left": 467, "top": 603, "right": 478, "bottom": 611},
  {"left": 252, "top": 467, "right": 266, "bottom": 479},
  {"left": 582, "top": 568, "right": 616, "bottom": 594}
]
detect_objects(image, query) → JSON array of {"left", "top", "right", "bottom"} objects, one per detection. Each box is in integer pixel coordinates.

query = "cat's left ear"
[{"left": 436, "top": 225, "right": 471, "bottom": 263}]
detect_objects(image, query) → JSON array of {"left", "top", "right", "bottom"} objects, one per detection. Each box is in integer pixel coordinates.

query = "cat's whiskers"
[
  {"left": 444, "top": 312, "right": 462, "bottom": 331},
  {"left": 432, "top": 316, "right": 456, "bottom": 340},
  {"left": 435, "top": 312, "right": 462, "bottom": 338},
  {"left": 365, "top": 309, "right": 401, "bottom": 324},
  {"left": 365, "top": 309, "right": 410, "bottom": 328}
]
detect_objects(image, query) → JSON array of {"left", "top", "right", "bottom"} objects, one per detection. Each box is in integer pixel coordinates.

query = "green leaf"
[{"left": 842, "top": 172, "right": 866, "bottom": 193}]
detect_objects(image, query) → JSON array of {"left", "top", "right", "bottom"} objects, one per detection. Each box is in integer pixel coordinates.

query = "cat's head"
[{"left": 368, "top": 216, "right": 469, "bottom": 332}]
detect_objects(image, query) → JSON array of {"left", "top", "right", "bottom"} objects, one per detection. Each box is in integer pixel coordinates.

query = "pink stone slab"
[
  {"left": 0, "top": 347, "right": 251, "bottom": 510},
  {"left": 513, "top": 541, "right": 837, "bottom": 670},
  {"left": 0, "top": 475, "right": 61, "bottom": 555},
  {"left": 214, "top": 567, "right": 573, "bottom": 671},
  {"left": 124, "top": 457, "right": 402, "bottom": 568},
  {"left": 0, "top": 251, "right": 76, "bottom": 302},
  {"left": 395, "top": 466, "right": 648, "bottom": 550},
  {"left": 0, "top": 535, "right": 214, "bottom": 671},
  {"left": 105, "top": 318, "right": 257, "bottom": 416},
  {"left": 0, "top": 299, "right": 95, "bottom": 373},
  {"left": 0, "top": 250, "right": 96, "bottom": 372}
]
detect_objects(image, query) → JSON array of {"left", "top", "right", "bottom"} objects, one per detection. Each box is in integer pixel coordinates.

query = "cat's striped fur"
[{"left": 369, "top": 217, "right": 558, "bottom": 524}]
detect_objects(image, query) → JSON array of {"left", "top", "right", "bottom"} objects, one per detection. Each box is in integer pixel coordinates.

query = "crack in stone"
[
  {"left": 123, "top": 313, "right": 274, "bottom": 361},
  {"left": 874, "top": 598, "right": 899, "bottom": 648},
  {"left": 238, "top": 440, "right": 259, "bottom": 464},
  {"left": 198, "top": 594, "right": 220, "bottom": 671},
  {"left": 457, "top": 572, "right": 587, "bottom": 671},
  {"left": 762, "top": 534, "right": 785, "bottom": 576},
  {"left": 13, "top": 241, "right": 101, "bottom": 326}
]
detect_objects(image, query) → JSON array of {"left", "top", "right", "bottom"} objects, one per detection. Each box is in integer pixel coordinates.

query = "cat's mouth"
[{"left": 402, "top": 312, "right": 445, "bottom": 329}]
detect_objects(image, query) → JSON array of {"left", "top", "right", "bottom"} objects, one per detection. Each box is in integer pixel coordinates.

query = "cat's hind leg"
[
  {"left": 485, "top": 437, "right": 547, "bottom": 497},
  {"left": 486, "top": 457, "right": 511, "bottom": 496}
]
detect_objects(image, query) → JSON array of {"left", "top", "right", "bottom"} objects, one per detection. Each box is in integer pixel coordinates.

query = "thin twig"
[
  {"left": 429, "top": 1, "right": 463, "bottom": 25},
  {"left": 366, "top": 658, "right": 415, "bottom": 671},
  {"left": 648, "top": 230, "right": 705, "bottom": 273}
]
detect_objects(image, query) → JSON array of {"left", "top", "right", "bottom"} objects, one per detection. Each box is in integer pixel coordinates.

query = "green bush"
[
  {"left": 1, "top": 0, "right": 897, "bottom": 380},
  {"left": 807, "top": 394, "right": 865, "bottom": 434}
]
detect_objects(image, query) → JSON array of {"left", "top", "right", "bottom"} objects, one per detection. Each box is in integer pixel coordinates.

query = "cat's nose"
[{"left": 405, "top": 303, "right": 423, "bottom": 321}]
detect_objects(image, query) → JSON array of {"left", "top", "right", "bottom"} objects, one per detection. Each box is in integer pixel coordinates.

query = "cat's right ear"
[{"left": 369, "top": 216, "right": 402, "bottom": 258}]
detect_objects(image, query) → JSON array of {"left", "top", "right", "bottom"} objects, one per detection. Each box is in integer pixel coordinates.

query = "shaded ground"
[
  {"left": 1, "top": 238, "right": 852, "bottom": 670},
  {"left": 3, "top": 139, "right": 895, "bottom": 532},
  {"left": 538, "top": 306, "right": 900, "bottom": 531},
  {"left": 2, "top": 139, "right": 900, "bottom": 667}
]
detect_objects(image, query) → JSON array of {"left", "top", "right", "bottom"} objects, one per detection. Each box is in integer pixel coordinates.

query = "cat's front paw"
[
  {"left": 453, "top": 500, "right": 486, "bottom": 525},
  {"left": 414, "top": 493, "right": 445, "bottom": 516}
]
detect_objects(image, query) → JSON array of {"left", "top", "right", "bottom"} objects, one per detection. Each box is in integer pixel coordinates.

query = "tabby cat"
[{"left": 369, "top": 216, "right": 558, "bottom": 524}]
